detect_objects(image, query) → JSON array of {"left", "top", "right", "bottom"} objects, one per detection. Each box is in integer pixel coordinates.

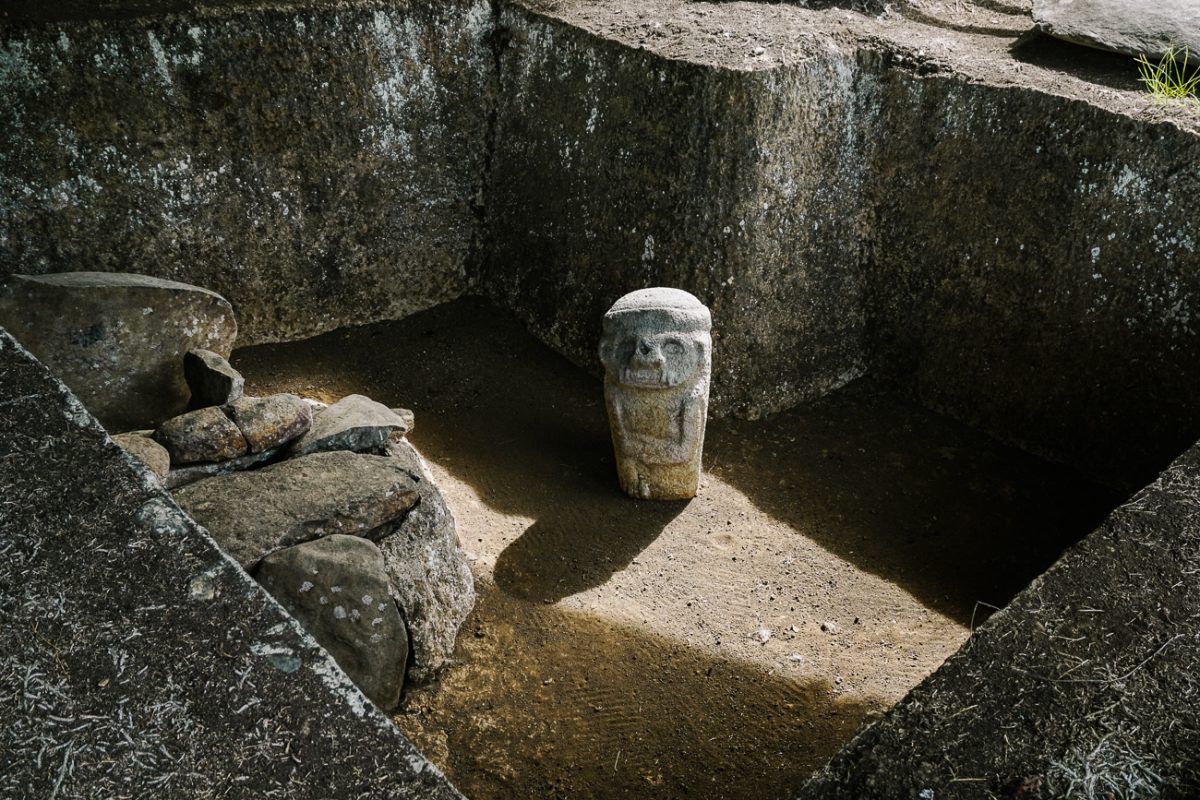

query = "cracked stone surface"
[
  {"left": 225, "top": 393, "right": 312, "bottom": 453},
  {"left": 172, "top": 450, "right": 420, "bottom": 569},
  {"left": 0, "top": 328, "right": 463, "bottom": 800}
]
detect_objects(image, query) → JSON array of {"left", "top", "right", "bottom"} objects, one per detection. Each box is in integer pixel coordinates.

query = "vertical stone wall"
[
  {"left": 0, "top": 0, "right": 495, "bottom": 345},
  {"left": 2, "top": 0, "right": 1198, "bottom": 484},
  {"left": 860, "top": 55, "right": 1200, "bottom": 486},
  {"left": 482, "top": 6, "right": 872, "bottom": 418}
]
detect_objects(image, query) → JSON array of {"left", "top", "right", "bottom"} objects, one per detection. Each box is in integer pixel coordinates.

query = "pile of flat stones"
[
  {"left": 116, "top": 351, "right": 472, "bottom": 709},
  {"left": 2, "top": 271, "right": 473, "bottom": 709}
]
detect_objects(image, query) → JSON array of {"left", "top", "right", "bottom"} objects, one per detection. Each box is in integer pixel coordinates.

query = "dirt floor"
[{"left": 234, "top": 297, "right": 1120, "bottom": 800}]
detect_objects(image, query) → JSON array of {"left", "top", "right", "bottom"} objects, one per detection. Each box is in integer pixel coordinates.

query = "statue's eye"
[{"left": 664, "top": 341, "right": 684, "bottom": 355}]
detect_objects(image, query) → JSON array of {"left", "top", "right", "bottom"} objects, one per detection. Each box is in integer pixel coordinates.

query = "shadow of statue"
[
  {"left": 494, "top": 496, "right": 687, "bottom": 602},
  {"left": 235, "top": 297, "right": 1121, "bottom": 625}
]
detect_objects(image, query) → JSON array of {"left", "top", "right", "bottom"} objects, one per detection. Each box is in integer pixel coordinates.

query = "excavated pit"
[
  {"left": 234, "top": 297, "right": 1121, "bottom": 799},
  {"left": 3, "top": 0, "right": 1200, "bottom": 796}
]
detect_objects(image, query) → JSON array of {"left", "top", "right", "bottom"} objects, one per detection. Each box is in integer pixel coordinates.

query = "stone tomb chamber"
[{"left": 1, "top": 0, "right": 1199, "bottom": 798}]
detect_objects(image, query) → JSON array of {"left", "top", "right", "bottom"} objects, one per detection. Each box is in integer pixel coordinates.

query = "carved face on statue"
[
  {"left": 600, "top": 289, "right": 711, "bottom": 392},
  {"left": 600, "top": 288, "right": 713, "bottom": 501}
]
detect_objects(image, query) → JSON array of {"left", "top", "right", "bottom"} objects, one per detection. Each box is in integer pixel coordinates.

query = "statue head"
[{"left": 600, "top": 288, "right": 712, "bottom": 390}]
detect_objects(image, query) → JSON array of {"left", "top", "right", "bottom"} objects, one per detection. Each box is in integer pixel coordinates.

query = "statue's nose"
[{"left": 633, "top": 339, "right": 663, "bottom": 365}]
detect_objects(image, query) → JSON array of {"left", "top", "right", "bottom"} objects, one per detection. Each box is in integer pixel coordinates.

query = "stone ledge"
[
  {"left": 0, "top": 327, "right": 463, "bottom": 799},
  {"left": 798, "top": 437, "right": 1200, "bottom": 798}
]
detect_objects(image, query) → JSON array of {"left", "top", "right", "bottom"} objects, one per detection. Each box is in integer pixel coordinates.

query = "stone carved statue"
[{"left": 600, "top": 288, "right": 712, "bottom": 500}]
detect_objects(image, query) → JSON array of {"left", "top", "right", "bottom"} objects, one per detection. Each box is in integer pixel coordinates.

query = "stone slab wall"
[
  {"left": 798, "top": 438, "right": 1200, "bottom": 799},
  {"left": 2, "top": 0, "right": 1197, "bottom": 484},
  {"left": 482, "top": 8, "right": 1200, "bottom": 485},
  {"left": 482, "top": 5, "right": 871, "bottom": 418},
  {"left": 861, "top": 54, "right": 1200, "bottom": 487},
  {"left": 0, "top": 0, "right": 494, "bottom": 345},
  {"left": 0, "top": 327, "right": 464, "bottom": 799}
]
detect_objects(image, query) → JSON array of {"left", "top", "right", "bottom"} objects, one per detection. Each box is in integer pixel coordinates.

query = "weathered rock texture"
[
  {"left": 185, "top": 348, "right": 244, "bottom": 408},
  {"left": 2, "top": 0, "right": 1200, "bottom": 791},
  {"left": 601, "top": 288, "right": 712, "bottom": 500},
  {"left": 173, "top": 442, "right": 473, "bottom": 684},
  {"left": 381, "top": 440, "right": 476, "bottom": 684},
  {"left": 225, "top": 393, "right": 311, "bottom": 452},
  {"left": 255, "top": 534, "right": 410, "bottom": 711},
  {"left": 482, "top": 4, "right": 870, "bottom": 420},
  {"left": 480, "top": 2, "right": 1200, "bottom": 488},
  {"left": 290, "top": 393, "right": 412, "bottom": 457},
  {"left": 3, "top": 1, "right": 1198, "bottom": 488},
  {"left": 799, "top": 440, "right": 1200, "bottom": 799},
  {"left": 155, "top": 405, "right": 247, "bottom": 464},
  {"left": 163, "top": 445, "right": 280, "bottom": 489},
  {"left": 172, "top": 450, "right": 420, "bottom": 568},
  {"left": 0, "top": 272, "right": 236, "bottom": 430},
  {"left": 112, "top": 430, "right": 170, "bottom": 477},
  {"left": 1033, "top": 0, "right": 1200, "bottom": 59},
  {"left": 858, "top": 55, "right": 1200, "bottom": 489},
  {"left": 0, "top": 0, "right": 493, "bottom": 345},
  {"left": 0, "top": 328, "right": 462, "bottom": 799}
]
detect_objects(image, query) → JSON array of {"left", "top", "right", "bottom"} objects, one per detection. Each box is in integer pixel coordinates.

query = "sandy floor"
[{"left": 234, "top": 297, "right": 1118, "bottom": 800}]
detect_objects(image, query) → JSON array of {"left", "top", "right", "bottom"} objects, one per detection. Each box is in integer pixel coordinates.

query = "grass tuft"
[{"left": 1136, "top": 45, "right": 1200, "bottom": 103}]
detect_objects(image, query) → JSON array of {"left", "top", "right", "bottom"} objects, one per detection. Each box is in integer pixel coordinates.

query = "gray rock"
[
  {"left": 185, "top": 348, "right": 245, "bottom": 408},
  {"left": 173, "top": 451, "right": 420, "bottom": 569},
  {"left": 380, "top": 440, "right": 476, "bottom": 684},
  {"left": 1033, "top": 0, "right": 1200, "bottom": 59},
  {"left": 0, "top": 327, "right": 462, "bottom": 800},
  {"left": 290, "top": 394, "right": 413, "bottom": 457},
  {"left": 255, "top": 535, "right": 410, "bottom": 711},
  {"left": 154, "top": 406, "right": 248, "bottom": 465},
  {"left": 600, "top": 289, "right": 712, "bottom": 500},
  {"left": 0, "top": 272, "right": 237, "bottom": 431},
  {"left": 226, "top": 394, "right": 312, "bottom": 453},
  {"left": 393, "top": 407, "right": 416, "bottom": 434},
  {"left": 111, "top": 432, "right": 170, "bottom": 478},
  {"left": 162, "top": 447, "right": 282, "bottom": 490}
]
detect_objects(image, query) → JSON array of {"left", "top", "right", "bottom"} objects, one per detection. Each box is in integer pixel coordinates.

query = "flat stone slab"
[
  {"left": 162, "top": 446, "right": 281, "bottom": 490},
  {"left": 290, "top": 394, "right": 413, "bottom": 457},
  {"left": 173, "top": 451, "right": 420, "bottom": 569},
  {"left": 1033, "top": 0, "right": 1200, "bottom": 59},
  {"left": 155, "top": 405, "right": 248, "bottom": 465},
  {"left": 0, "top": 272, "right": 237, "bottom": 431},
  {"left": 799, "top": 440, "right": 1200, "bottom": 798},
  {"left": 256, "top": 535, "right": 409, "bottom": 711},
  {"left": 0, "top": 329, "right": 462, "bottom": 800},
  {"left": 226, "top": 393, "right": 312, "bottom": 453}
]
